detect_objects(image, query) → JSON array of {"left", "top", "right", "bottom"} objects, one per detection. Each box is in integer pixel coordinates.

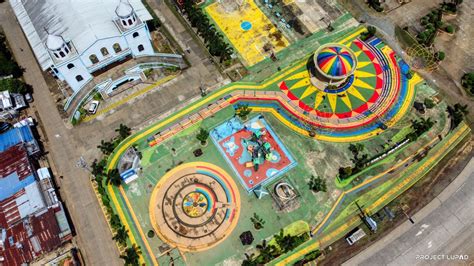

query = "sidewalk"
[{"left": 344, "top": 156, "right": 474, "bottom": 265}]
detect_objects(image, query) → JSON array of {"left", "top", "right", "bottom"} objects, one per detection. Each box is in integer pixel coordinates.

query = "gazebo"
[{"left": 309, "top": 43, "right": 357, "bottom": 90}]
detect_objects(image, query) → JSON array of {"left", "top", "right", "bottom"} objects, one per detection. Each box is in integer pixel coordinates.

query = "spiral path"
[{"left": 149, "top": 162, "right": 240, "bottom": 251}]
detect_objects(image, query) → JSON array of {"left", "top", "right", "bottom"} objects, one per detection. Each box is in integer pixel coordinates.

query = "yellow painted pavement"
[{"left": 205, "top": 0, "right": 289, "bottom": 66}]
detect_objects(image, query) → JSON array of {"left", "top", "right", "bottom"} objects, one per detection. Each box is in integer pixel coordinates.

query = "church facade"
[{"left": 11, "top": 0, "right": 156, "bottom": 93}]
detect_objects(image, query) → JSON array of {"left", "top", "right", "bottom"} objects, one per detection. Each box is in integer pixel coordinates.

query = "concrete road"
[
  {"left": 0, "top": 3, "right": 122, "bottom": 266},
  {"left": 344, "top": 157, "right": 474, "bottom": 266}
]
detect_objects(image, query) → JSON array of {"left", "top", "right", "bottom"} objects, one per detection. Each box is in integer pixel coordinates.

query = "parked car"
[
  {"left": 88, "top": 100, "right": 100, "bottom": 114},
  {"left": 25, "top": 93, "right": 33, "bottom": 103}
]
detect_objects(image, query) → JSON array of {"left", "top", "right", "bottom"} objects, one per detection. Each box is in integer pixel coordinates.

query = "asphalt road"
[{"left": 344, "top": 157, "right": 474, "bottom": 266}]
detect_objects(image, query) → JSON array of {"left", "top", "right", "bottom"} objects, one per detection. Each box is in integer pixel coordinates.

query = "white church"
[{"left": 10, "top": 0, "right": 183, "bottom": 114}]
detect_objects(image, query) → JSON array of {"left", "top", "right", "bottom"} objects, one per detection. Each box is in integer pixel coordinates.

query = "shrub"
[
  {"left": 424, "top": 98, "right": 435, "bottom": 109},
  {"left": 435, "top": 51, "right": 445, "bottom": 61},
  {"left": 445, "top": 25, "right": 454, "bottom": 33}
]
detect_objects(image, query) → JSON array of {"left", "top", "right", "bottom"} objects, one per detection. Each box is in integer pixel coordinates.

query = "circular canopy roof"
[{"left": 315, "top": 45, "right": 356, "bottom": 79}]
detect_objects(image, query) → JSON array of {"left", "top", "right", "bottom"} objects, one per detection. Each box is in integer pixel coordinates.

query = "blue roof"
[
  {"left": 0, "top": 126, "right": 34, "bottom": 153},
  {"left": 0, "top": 172, "right": 36, "bottom": 201}
]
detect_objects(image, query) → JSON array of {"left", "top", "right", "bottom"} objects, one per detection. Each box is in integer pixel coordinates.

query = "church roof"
[
  {"left": 116, "top": 1, "right": 134, "bottom": 17},
  {"left": 46, "top": 34, "right": 64, "bottom": 50},
  {"left": 10, "top": 0, "right": 152, "bottom": 70}
]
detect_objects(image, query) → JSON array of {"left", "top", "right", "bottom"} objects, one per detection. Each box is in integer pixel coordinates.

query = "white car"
[{"left": 88, "top": 100, "right": 100, "bottom": 114}]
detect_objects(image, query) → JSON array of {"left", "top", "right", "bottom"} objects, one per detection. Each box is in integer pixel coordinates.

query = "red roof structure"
[
  {"left": 0, "top": 145, "right": 72, "bottom": 265},
  {"left": 0, "top": 208, "right": 63, "bottom": 265}
]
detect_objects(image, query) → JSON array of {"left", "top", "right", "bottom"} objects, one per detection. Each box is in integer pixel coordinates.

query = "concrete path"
[{"left": 344, "top": 157, "right": 474, "bottom": 266}]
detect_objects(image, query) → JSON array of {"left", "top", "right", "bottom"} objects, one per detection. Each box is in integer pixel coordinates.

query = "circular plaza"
[
  {"left": 278, "top": 37, "right": 414, "bottom": 137},
  {"left": 149, "top": 162, "right": 240, "bottom": 251}
]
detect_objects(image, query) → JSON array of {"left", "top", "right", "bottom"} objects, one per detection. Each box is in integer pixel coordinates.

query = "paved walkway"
[
  {"left": 344, "top": 157, "right": 474, "bottom": 266},
  {"left": 0, "top": 3, "right": 122, "bottom": 265}
]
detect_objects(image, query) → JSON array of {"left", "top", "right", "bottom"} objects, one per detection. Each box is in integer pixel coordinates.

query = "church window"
[
  {"left": 113, "top": 43, "right": 122, "bottom": 53},
  {"left": 89, "top": 54, "right": 99, "bottom": 64},
  {"left": 100, "top": 47, "right": 109, "bottom": 57}
]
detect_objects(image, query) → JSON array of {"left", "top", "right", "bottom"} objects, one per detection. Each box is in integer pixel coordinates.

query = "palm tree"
[
  {"left": 91, "top": 159, "right": 106, "bottom": 177},
  {"left": 112, "top": 225, "right": 129, "bottom": 246},
  {"left": 235, "top": 104, "right": 252, "bottom": 120},
  {"left": 250, "top": 213, "right": 265, "bottom": 230},
  {"left": 196, "top": 128, "right": 209, "bottom": 145},
  {"left": 107, "top": 169, "right": 122, "bottom": 186},
  {"left": 349, "top": 143, "right": 364, "bottom": 156},
  {"left": 255, "top": 239, "right": 278, "bottom": 264},
  {"left": 120, "top": 244, "right": 141, "bottom": 265},
  {"left": 242, "top": 253, "right": 256, "bottom": 266},
  {"left": 109, "top": 214, "right": 122, "bottom": 231},
  {"left": 308, "top": 175, "right": 327, "bottom": 193},
  {"left": 97, "top": 140, "right": 115, "bottom": 155},
  {"left": 116, "top": 123, "right": 131, "bottom": 140}
]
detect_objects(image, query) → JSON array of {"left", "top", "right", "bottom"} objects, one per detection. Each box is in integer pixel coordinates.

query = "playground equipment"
[
  {"left": 243, "top": 127, "right": 274, "bottom": 171},
  {"left": 275, "top": 182, "right": 297, "bottom": 200}
]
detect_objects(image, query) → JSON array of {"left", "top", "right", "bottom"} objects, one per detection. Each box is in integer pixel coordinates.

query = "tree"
[
  {"left": 196, "top": 128, "right": 209, "bottom": 145},
  {"left": 461, "top": 72, "right": 474, "bottom": 94},
  {"left": 242, "top": 253, "right": 257, "bottom": 266},
  {"left": 91, "top": 159, "right": 107, "bottom": 177},
  {"left": 308, "top": 175, "right": 327, "bottom": 193},
  {"left": 0, "top": 78, "right": 31, "bottom": 94},
  {"left": 120, "top": 244, "right": 141, "bottom": 265},
  {"left": 115, "top": 123, "right": 131, "bottom": 140},
  {"left": 435, "top": 51, "right": 445, "bottom": 61},
  {"left": 424, "top": 98, "right": 435, "bottom": 109},
  {"left": 112, "top": 225, "right": 129, "bottom": 246},
  {"left": 447, "top": 104, "right": 468, "bottom": 128},
  {"left": 338, "top": 166, "right": 353, "bottom": 180},
  {"left": 107, "top": 168, "right": 122, "bottom": 186},
  {"left": 348, "top": 143, "right": 364, "bottom": 156},
  {"left": 235, "top": 104, "right": 252, "bottom": 120},
  {"left": 360, "top": 26, "right": 377, "bottom": 41},
  {"left": 444, "top": 25, "right": 454, "bottom": 33},
  {"left": 255, "top": 239, "right": 278, "bottom": 264},
  {"left": 109, "top": 214, "right": 122, "bottom": 231},
  {"left": 407, "top": 117, "right": 435, "bottom": 141},
  {"left": 250, "top": 213, "right": 265, "bottom": 230},
  {"left": 0, "top": 34, "right": 24, "bottom": 78},
  {"left": 97, "top": 140, "right": 115, "bottom": 155}
]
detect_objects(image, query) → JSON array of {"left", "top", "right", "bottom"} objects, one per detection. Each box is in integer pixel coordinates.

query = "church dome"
[
  {"left": 315, "top": 44, "right": 356, "bottom": 79},
  {"left": 115, "top": 1, "right": 134, "bottom": 18},
  {"left": 46, "top": 34, "right": 64, "bottom": 50}
]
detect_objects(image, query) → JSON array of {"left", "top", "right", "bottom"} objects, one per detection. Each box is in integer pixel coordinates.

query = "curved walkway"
[{"left": 104, "top": 27, "right": 422, "bottom": 264}]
